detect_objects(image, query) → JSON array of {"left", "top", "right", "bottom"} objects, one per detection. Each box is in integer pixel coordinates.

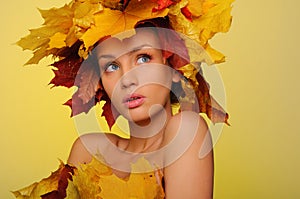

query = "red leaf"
[
  {"left": 77, "top": 57, "right": 101, "bottom": 104},
  {"left": 50, "top": 53, "right": 83, "bottom": 88},
  {"left": 181, "top": 6, "right": 192, "bottom": 21},
  {"left": 41, "top": 164, "right": 75, "bottom": 199},
  {"left": 101, "top": 95, "right": 119, "bottom": 130},
  {"left": 152, "top": 0, "right": 174, "bottom": 12},
  {"left": 64, "top": 90, "right": 99, "bottom": 116}
]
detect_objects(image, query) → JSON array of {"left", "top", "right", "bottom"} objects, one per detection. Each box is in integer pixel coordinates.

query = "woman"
[
  {"left": 68, "top": 26, "right": 214, "bottom": 198},
  {"left": 14, "top": 0, "right": 233, "bottom": 198}
]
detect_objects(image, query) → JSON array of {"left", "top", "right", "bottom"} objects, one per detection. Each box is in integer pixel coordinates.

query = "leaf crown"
[{"left": 18, "top": 0, "right": 234, "bottom": 129}]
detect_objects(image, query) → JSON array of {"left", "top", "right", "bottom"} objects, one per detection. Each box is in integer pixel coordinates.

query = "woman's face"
[{"left": 95, "top": 28, "right": 175, "bottom": 124}]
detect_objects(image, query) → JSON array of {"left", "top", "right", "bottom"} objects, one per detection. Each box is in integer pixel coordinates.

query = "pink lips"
[{"left": 123, "top": 93, "right": 145, "bottom": 109}]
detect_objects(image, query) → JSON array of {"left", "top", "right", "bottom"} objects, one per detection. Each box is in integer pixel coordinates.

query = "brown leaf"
[
  {"left": 64, "top": 91, "right": 98, "bottom": 116},
  {"left": 12, "top": 161, "right": 75, "bottom": 199},
  {"left": 77, "top": 57, "right": 101, "bottom": 104},
  {"left": 41, "top": 164, "right": 75, "bottom": 199},
  {"left": 101, "top": 95, "right": 119, "bottom": 130},
  {"left": 195, "top": 72, "right": 229, "bottom": 124},
  {"left": 50, "top": 53, "right": 82, "bottom": 88}
]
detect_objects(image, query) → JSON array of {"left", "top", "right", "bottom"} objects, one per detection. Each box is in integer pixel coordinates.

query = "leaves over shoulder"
[{"left": 12, "top": 161, "right": 75, "bottom": 199}]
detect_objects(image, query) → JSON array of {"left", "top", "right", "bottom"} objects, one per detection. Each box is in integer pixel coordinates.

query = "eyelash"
[
  {"left": 137, "top": 53, "right": 152, "bottom": 64},
  {"left": 102, "top": 53, "right": 153, "bottom": 73}
]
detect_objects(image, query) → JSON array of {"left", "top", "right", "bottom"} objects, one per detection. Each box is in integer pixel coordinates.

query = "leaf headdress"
[{"left": 18, "top": 0, "right": 234, "bottom": 129}]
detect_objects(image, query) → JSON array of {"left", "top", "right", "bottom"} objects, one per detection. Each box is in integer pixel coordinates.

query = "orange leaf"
[{"left": 80, "top": 0, "right": 169, "bottom": 50}]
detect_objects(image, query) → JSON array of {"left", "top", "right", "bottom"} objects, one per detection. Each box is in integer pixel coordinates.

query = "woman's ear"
[
  {"left": 163, "top": 57, "right": 181, "bottom": 83},
  {"left": 172, "top": 70, "right": 181, "bottom": 83}
]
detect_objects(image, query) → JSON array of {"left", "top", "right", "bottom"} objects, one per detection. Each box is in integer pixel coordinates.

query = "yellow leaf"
[
  {"left": 194, "top": 0, "right": 234, "bottom": 42},
  {"left": 65, "top": 180, "right": 80, "bottom": 199},
  {"left": 12, "top": 161, "right": 65, "bottom": 199},
  {"left": 70, "top": 156, "right": 164, "bottom": 199},
  {"left": 80, "top": 0, "right": 169, "bottom": 50},
  {"left": 38, "top": 4, "right": 73, "bottom": 28},
  {"left": 169, "top": 0, "right": 233, "bottom": 64},
  {"left": 24, "top": 47, "right": 59, "bottom": 65},
  {"left": 99, "top": 157, "right": 164, "bottom": 199},
  {"left": 204, "top": 43, "right": 226, "bottom": 64},
  {"left": 48, "top": 32, "right": 67, "bottom": 49},
  {"left": 187, "top": 0, "right": 205, "bottom": 17},
  {"left": 72, "top": 157, "right": 111, "bottom": 198},
  {"left": 98, "top": 0, "right": 120, "bottom": 9}
]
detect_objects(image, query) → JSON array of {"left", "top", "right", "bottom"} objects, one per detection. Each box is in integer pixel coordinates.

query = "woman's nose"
[{"left": 120, "top": 68, "right": 138, "bottom": 89}]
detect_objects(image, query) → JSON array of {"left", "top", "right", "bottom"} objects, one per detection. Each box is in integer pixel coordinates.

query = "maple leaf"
[
  {"left": 41, "top": 164, "right": 75, "bottom": 199},
  {"left": 185, "top": 0, "right": 216, "bottom": 17},
  {"left": 99, "top": 157, "right": 164, "bottom": 199},
  {"left": 169, "top": 0, "right": 233, "bottom": 64},
  {"left": 64, "top": 90, "right": 99, "bottom": 116},
  {"left": 12, "top": 161, "right": 75, "bottom": 199},
  {"left": 101, "top": 96, "right": 120, "bottom": 130},
  {"left": 72, "top": 157, "right": 112, "bottom": 198},
  {"left": 17, "top": 4, "right": 74, "bottom": 65},
  {"left": 80, "top": 0, "right": 169, "bottom": 51},
  {"left": 76, "top": 56, "right": 101, "bottom": 104},
  {"left": 50, "top": 53, "right": 83, "bottom": 88},
  {"left": 152, "top": 0, "right": 174, "bottom": 12},
  {"left": 194, "top": 72, "right": 229, "bottom": 124},
  {"left": 98, "top": 0, "right": 121, "bottom": 9},
  {"left": 24, "top": 46, "right": 60, "bottom": 65},
  {"left": 181, "top": 6, "right": 192, "bottom": 21},
  {"left": 38, "top": 5, "right": 73, "bottom": 29}
]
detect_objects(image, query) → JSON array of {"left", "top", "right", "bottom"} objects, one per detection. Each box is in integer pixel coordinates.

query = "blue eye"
[
  {"left": 105, "top": 63, "right": 119, "bottom": 72},
  {"left": 137, "top": 55, "right": 151, "bottom": 64}
]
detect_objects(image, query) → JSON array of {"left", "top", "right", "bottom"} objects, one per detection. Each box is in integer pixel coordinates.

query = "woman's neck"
[{"left": 124, "top": 100, "right": 173, "bottom": 153}]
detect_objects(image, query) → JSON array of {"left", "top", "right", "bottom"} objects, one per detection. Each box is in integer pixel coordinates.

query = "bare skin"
[{"left": 67, "top": 28, "right": 214, "bottom": 198}]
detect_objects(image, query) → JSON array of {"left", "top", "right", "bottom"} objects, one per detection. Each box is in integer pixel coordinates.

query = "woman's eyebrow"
[
  {"left": 97, "top": 54, "right": 116, "bottom": 60},
  {"left": 98, "top": 44, "right": 153, "bottom": 60},
  {"left": 130, "top": 44, "right": 153, "bottom": 53}
]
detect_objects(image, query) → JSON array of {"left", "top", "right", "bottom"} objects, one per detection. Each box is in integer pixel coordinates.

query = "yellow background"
[{"left": 1, "top": 0, "right": 300, "bottom": 198}]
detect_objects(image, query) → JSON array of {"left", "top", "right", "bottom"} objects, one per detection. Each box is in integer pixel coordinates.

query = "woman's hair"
[{"left": 93, "top": 17, "right": 189, "bottom": 104}]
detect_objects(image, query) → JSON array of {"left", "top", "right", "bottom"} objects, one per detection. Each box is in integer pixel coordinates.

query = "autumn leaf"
[
  {"left": 76, "top": 61, "right": 100, "bottom": 105},
  {"left": 98, "top": 0, "right": 120, "bottom": 9},
  {"left": 98, "top": 157, "right": 164, "bottom": 199},
  {"left": 41, "top": 164, "right": 75, "bottom": 199},
  {"left": 101, "top": 97, "right": 119, "bottom": 130},
  {"left": 194, "top": 71, "right": 229, "bottom": 124},
  {"left": 72, "top": 157, "right": 111, "bottom": 198},
  {"left": 181, "top": 6, "right": 192, "bottom": 21},
  {"left": 17, "top": 4, "right": 74, "bottom": 64},
  {"left": 38, "top": 5, "right": 73, "bottom": 28},
  {"left": 48, "top": 32, "right": 67, "bottom": 49},
  {"left": 12, "top": 161, "right": 75, "bottom": 199},
  {"left": 186, "top": 0, "right": 204, "bottom": 17},
  {"left": 152, "top": 0, "right": 174, "bottom": 12},
  {"left": 80, "top": 0, "right": 169, "bottom": 51},
  {"left": 17, "top": 27, "right": 55, "bottom": 51},
  {"left": 169, "top": 0, "right": 233, "bottom": 64},
  {"left": 64, "top": 90, "right": 99, "bottom": 116},
  {"left": 50, "top": 53, "right": 82, "bottom": 88}
]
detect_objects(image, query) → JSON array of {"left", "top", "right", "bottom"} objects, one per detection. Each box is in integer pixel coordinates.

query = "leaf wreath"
[{"left": 17, "top": 0, "right": 234, "bottom": 128}]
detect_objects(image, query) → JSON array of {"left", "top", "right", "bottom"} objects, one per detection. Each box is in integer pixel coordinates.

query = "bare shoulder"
[
  {"left": 67, "top": 133, "right": 120, "bottom": 166},
  {"left": 164, "top": 111, "right": 208, "bottom": 143},
  {"left": 163, "top": 111, "right": 213, "bottom": 199}
]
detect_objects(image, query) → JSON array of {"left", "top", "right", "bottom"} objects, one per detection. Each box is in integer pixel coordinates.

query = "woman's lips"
[{"left": 123, "top": 94, "right": 145, "bottom": 109}]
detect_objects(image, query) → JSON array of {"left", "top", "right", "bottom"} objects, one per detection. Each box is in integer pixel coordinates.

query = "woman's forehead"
[{"left": 95, "top": 29, "right": 161, "bottom": 57}]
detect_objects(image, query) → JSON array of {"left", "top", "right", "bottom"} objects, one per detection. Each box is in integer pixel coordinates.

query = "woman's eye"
[
  {"left": 137, "top": 55, "right": 151, "bottom": 64},
  {"left": 105, "top": 63, "right": 119, "bottom": 72}
]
